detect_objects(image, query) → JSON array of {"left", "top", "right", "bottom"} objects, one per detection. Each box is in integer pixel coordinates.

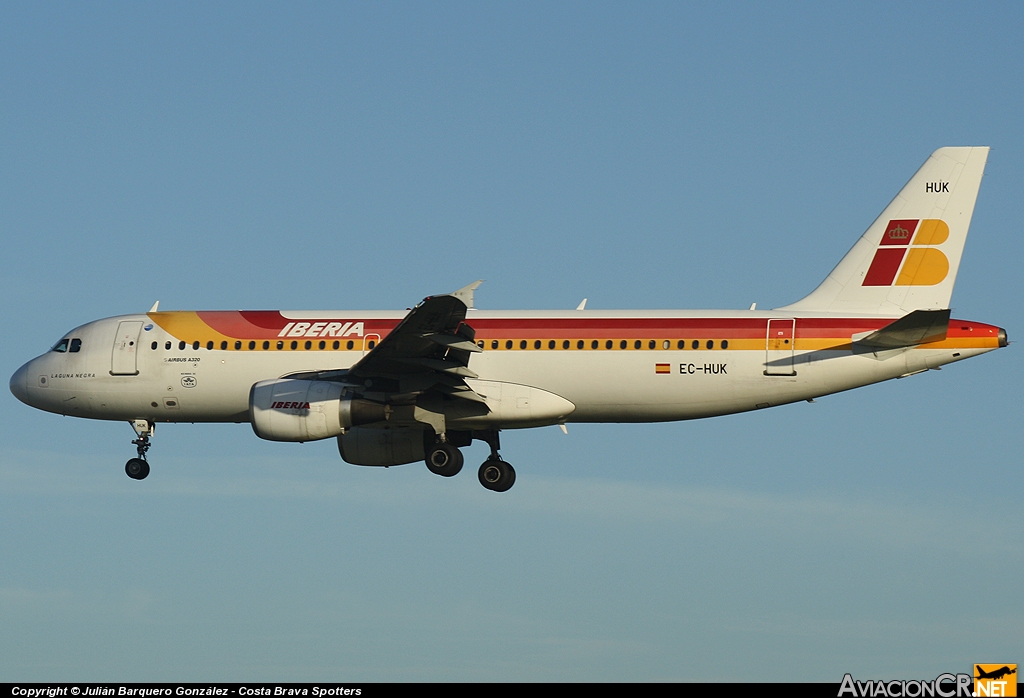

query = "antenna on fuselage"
[
  {"left": 149, "top": 301, "right": 160, "bottom": 312},
  {"left": 576, "top": 298, "right": 587, "bottom": 310}
]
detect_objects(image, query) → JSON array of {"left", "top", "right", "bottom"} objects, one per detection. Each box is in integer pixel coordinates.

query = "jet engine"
[{"left": 249, "top": 379, "right": 387, "bottom": 442}]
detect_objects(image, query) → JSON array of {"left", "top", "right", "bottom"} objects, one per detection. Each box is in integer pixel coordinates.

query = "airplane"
[
  {"left": 975, "top": 666, "right": 1016, "bottom": 681},
  {"left": 9, "top": 147, "right": 1007, "bottom": 492}
]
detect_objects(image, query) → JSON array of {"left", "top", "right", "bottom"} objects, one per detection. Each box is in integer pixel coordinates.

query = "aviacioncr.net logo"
[{"left": 838, "top": 673, "right": 972, "bottom": 697}]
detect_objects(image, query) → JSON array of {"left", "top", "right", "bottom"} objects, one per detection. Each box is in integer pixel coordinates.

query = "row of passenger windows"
[
  {"left": 151, "top": 338, "right": 731, "bottom": 352},
  {"left": 152, "top": 339, "right": 376, "bottom": 351},
  {"left": 480, "top": 339, "right": 730, "bottom": 350}
]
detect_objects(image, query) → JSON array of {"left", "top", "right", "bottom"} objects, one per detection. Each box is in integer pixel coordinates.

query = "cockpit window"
[
  {"left": 51, "top": 338, "right": 69, "bottom": 353},
  {"left": 69, "top": 338, "right": 82, "bottom": 353}
]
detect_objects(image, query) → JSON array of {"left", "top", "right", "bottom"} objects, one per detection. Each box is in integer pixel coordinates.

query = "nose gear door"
[{"left": 111, "top": 321, "right": 144, "bottom": 375}]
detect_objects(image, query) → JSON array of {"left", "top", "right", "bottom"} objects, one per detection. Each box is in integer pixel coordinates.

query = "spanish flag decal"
[{"left": 655, "top": 363, "right": 671, "bottom": 374}]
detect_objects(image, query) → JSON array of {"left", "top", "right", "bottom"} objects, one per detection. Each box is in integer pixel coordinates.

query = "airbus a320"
[{"left": 10, "top": 147, "right": 1007, "bottom": 491}]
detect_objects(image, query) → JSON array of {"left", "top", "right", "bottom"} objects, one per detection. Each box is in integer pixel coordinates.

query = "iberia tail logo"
[{"left": 863, "top": 219, "right": 950, "bottom": 286}]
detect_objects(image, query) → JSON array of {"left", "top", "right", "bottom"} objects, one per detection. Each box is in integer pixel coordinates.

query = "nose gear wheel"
[{"left": 126, "top": 420, "right": 154, "bottom": 480}]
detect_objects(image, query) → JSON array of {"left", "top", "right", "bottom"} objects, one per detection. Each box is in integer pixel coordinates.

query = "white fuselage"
[{"left": 9, "top": 309, "right": 1002, "bottom": 431}]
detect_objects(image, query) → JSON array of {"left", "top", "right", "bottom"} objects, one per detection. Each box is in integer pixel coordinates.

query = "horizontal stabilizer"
[{"left": 854, "top": 309, "right": 950, "bottom": 349}]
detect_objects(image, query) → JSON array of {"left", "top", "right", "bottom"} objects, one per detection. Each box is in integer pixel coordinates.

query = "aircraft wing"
[{"left": 346, "top": 294, "right": 487, "bottom": 405}]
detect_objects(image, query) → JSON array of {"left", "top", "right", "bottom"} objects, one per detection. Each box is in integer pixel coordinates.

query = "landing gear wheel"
[
  {"left": 125, "top": 458, "right": 150, "bottom": 480},
  {"left": 425, "top": 442, "right": 464, "bottom": 477},
  {"left": 478, "top": 459, "right": 515, "bottom": 492}
]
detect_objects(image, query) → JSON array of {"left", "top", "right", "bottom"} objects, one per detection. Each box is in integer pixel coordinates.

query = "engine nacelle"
[
  {"left": 249, "top": 379, "right": 386, "bottom": 442},
  {"left": 337, "top": 427, "right": 428, "bottom": 467}
]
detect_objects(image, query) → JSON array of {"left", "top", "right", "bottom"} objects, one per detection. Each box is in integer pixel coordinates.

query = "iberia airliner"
[{"left": 10, "top": 147, "right": 1007, "bottom": 491}]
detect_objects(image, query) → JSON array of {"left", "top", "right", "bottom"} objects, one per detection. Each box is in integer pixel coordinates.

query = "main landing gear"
[
  {"left": 125, "top": 420, "right": 153, "bottom": 480},
  {"left": 425, "top": 441, "right": 464, "bottom": 477},
  {"left": 424, "top": 429, "right": 516, "bottom": 492}
]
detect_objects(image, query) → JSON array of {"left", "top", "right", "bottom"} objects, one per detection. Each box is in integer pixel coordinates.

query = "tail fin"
[{"left": 780, "top": 147, "right": 989, "bottom": 315}]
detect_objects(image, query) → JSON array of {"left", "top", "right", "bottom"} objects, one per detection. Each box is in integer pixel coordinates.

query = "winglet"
[
  {"left": 451, "top": 280, "right": 484, "bottom": 309},
  {"left": 149, "top": 301, "right": 160, "bottom": 313}
]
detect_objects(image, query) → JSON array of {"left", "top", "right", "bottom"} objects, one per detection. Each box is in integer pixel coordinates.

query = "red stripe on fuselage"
[{"left": 184, "top": 312, "right": 999, "bottom": 343}]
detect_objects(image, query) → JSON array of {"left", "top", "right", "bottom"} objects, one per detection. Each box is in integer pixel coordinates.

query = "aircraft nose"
[{"left": 10, "top": 361, "right": 31, "bottom": 405}]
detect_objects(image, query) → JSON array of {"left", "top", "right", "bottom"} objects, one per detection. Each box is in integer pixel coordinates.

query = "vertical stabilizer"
[{"left": 779, "top": 147, "right": 989, "bottom": 315}]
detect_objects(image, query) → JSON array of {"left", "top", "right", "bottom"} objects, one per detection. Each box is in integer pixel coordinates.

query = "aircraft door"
[
  {"left": 111, "top": 320, "right": 144, "bottom": 375},
  {"left": 765, "top": 318, "right": 796, "bottom": 376}
]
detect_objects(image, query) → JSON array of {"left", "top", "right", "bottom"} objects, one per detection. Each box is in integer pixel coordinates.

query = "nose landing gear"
[{"left": 126, "top": 419, "right": 153, "bottom": 480}]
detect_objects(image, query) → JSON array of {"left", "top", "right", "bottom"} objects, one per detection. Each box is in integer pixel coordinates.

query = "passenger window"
[
  {"left": 179, "top": 341, "right": 186, "bottom": 350},
  {"left": 368, "top": 340, "right": 376, "bottom": 349},
  {"left": 304, "top": 341, "right": 311, "bottom": 350},
  {"left": 249, "top": 341, "right": 256, "bottom": 350},
  {"left": 290, "top": 341, "right": 297, "bottom": 350},
  {"left": 691, "top": 340, "right": 699, "bottom": 349},
  {"left": 346, "top": 340, "right": 354, "bottom": 350},
  {"left": 577, "top": 340, "right": 584, "bottom": 349},
  {"left": 165, "top": 341, "right": 172, "bottom": 350},
  {"left": 605, "top": 340, "right": 613, "bottom": 349},
  {"left": 51, "top": 338, "right": 69, "bottom": 353},
  {"left": 151, "top": 341, "right": 158, "bottom": 350},
  {"left": 319, "top": 340, "right": 326, "bottom": 350},
  {"left": 663, "top": 340, "right": 670, "bottom": 349},
  {"left": 706, "top": 340, "right": 714, "bottom": 349},
  {"left": 520, "top": 340, "right": 527, "bottom": 349},
  {"left": 620, "top": 340, "right": 627, "bottom": 349},
  {"left": 678, "top": 340, "right": 685, "bottom": 349},
  {"left": 722, "top": 340, "right": 729, "bottom": 349},
  {"left": 491, "top": 340, "right": 498, "bottom": 349},
  {"left": 506, "top": 340, "right": 513, "bottom": 349},
  {"left": 534, "top": 340, "right": 541, "bottom": 349},
  {"left": 278, "top": 341, "right": 285, "bottom": 350},
  {"left": 192, "top": 341, "right": 199, "bottom": 350},
  {"left": 206, "top": 341, "right": 214, "bottom": 350},
  {"left": 591, "top": 340, "right": 598, "bottom": 349},
  {"left": 478, "top": 340, "right": 485, "bottom": 349},
  {"left": 235, "top": 341, "right": 242, "bottom": 350},
  {"left": 263, "top": 341, "right": 270, "bottom": 350},
  {"left": 332, "top": 340, "right": 339, "bottom": 350},
  {"left": 549, "top": 340, "right": 556, "bottom": 349}
]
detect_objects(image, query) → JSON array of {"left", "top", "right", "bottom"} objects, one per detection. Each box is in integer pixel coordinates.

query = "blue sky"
[{"left": 1, "top": 2, "right": 1021, "bottom": 681}]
